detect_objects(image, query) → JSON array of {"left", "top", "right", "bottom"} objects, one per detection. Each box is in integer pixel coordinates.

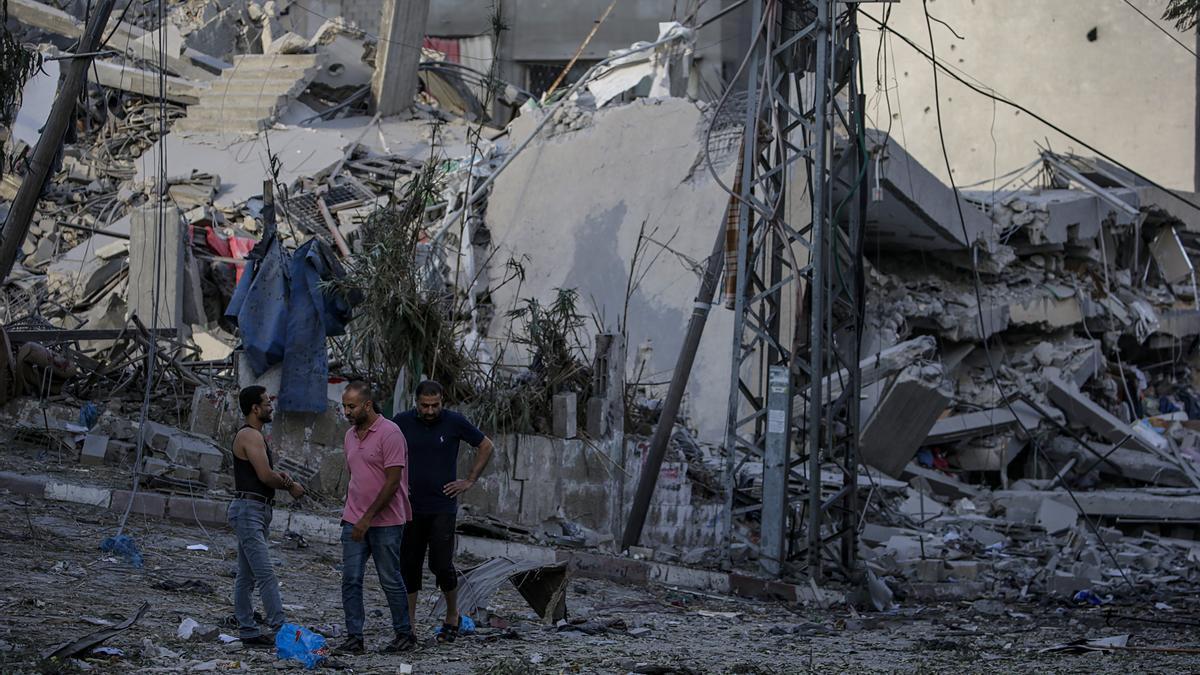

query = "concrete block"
[
  {"left": 105, "top": 440, "right": 136, "bottom": 464},
  {"left": 1047, "top": 570, "right": 1086, "bottom": 597},
  {"left": 1036, "top": 498, "right": 1078, "bottom": 535},
  {"left": 166, "top": 496, "right": 227, "bottom": 526},
  {"left": 140, "top": 456, "right": 170, "bottom": 476},
  {"left": 45, "top": 482, "right": 111, "bottom": 508},
  {"left": 552, "top": 392, "right": 578, "bottom": 439},
  {"left": 585, "top": 396, "right": 608, "bottom": 438},
  {"left": 914, "top": 559, "right": 943, "bottom": 582},
  {"left": 170, "top": 466, "right": 201, "bottom": 482},
  {"left": 860, "top": 364, "right": 950, "bottom": 478},
  {"left": 945, "top": 560, "right": 980, "bottom": 580},
  {"left": 110, "top": 489, "right": 168, "bottom": 518},
  {"left": 80, "top": 433, "right": 110, "bottom": 466},
  {"left": 268, "top": 509, "right": 341, "bottom": 544},
  {"left": 189, "top": 387, "right": 239, "bottom": 441},
  {"left": 165, "top": 434, "right": 224, "bottom": 472}
]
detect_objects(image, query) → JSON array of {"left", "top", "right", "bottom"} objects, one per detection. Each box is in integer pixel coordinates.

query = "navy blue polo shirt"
[{"left": 392, "top": 409, "right": 486, "bottom": 514}]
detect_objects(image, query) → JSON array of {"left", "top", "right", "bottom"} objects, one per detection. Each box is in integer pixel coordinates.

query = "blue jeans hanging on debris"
[
  {"left": 226, "top": 232, "right": 356, "bottom": 412},
  {"left": 225, "top": 232, "right": 290, "bottom": 377},
  {"left": 278, "top": 239, "right": 355, "bottom": 412},
  {"left": 229, "top": 499, "right": 286, "bottom": 639}
]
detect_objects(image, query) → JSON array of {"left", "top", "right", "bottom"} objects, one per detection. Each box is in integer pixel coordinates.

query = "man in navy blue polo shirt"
[{"left": 393, "top": 380, "right": 493, "bottom": 642}]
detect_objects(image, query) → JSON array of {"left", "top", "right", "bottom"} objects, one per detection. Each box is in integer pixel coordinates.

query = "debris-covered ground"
[
  {"left": 4, "top": 1, "right": 1200, "bottom": 672},
  {"left": 2, "top": 494, "right": 1200, "bottom": 674}
]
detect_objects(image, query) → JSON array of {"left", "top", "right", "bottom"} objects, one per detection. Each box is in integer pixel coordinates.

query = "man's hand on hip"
[
  {"left": 351, "top": 517, "right": 371, "bottom": 542},
  {"left": 443, "top": 479, "right": 476, "bottom": 497}
]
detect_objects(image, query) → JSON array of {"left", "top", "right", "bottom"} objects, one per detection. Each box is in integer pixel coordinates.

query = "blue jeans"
[
  {"left": 228, "top": 500, "right": 286, "bottom": 638},
  {"left": 341, "top": 523, "right": 412, "bottom": 637}
]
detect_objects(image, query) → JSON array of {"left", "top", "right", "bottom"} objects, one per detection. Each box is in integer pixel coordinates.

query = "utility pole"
[
  {"left": 621, "top": 214, "right": 726, "bottom": 551},
  {"left": 372, "top": 0, "right": 431, "bottom": 117},
  {"left": 0, "top": 0, "right": 119, "bottom": 282}
]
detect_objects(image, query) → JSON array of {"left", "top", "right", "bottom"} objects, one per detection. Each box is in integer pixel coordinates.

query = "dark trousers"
[{"left": 400, "top": 512, "right": 458, "bottom": 593}]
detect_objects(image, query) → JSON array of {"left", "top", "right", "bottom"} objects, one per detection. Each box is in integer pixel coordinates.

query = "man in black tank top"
[{"left": 228, "top": 385, "right": 306, "bottom": 646}]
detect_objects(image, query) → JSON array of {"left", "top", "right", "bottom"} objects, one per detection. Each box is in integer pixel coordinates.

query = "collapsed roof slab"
[
  {"left": 995, "top": 489, "right": 1200, "bottom": 521},
  {"left": 833, "top": 130, "right": 991, "bottom": 251}
]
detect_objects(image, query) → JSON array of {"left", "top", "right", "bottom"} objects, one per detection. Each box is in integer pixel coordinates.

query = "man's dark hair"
[
  {"left": 345, "top": 380, "right": 373, "bottom": 401},
  {"left": 239, "top": 385, "right": 267, "bottom": 416},
  {"left": 415, "top": 380, "right": 444, "bottom": 398}
]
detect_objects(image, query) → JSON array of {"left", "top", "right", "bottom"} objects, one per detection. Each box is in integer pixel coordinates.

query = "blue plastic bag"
[
  {"left": 100, "top": 534, "right": 143, "bottom": 568},
  {"left": 435, "top": 615, "right": 476, "bottom": 636},
  {"left": 275, "top": 624, "right": 328, "bottom": 669}
]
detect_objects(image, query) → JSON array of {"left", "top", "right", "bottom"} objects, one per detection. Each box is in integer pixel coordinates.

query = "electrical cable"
[
  {"left": 918, "top": 0, "right": 1135, "bottom": 592},
  {"left": 859, "top": 10, "right": 1200, "bottom": 217},
  {"left": 1120, "top": 0, "right": 1198, "bottom": 58},
  {"left": 116, "top": 0, "right": 169, "bottom": 538}
]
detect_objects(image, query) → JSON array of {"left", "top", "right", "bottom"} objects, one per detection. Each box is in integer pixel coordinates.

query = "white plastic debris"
[{"left": 177, "top": 617, "right": 201, "bottom": 640}]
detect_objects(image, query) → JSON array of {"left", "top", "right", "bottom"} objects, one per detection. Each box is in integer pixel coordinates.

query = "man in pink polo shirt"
[{"left": 332, "top": 381, "right": 417, "bottom": 655}]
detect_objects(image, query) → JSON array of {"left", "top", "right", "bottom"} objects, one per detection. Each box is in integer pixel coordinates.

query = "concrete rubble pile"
[
  {"left": 2, "top": 1, "right": 1200, "bottom": 637},
  {"left": 806, "top": 131, "right": 1200, "bottom": 603}
]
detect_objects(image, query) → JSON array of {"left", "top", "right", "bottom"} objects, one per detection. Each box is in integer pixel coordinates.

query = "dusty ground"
[{"left": 0, "top": 479, "right": 1198, "bottom": 673}]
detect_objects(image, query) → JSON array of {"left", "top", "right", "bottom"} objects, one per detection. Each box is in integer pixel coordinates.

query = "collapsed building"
[{"left": 2, "top": 1, "right": 1200, "bottom": 666}]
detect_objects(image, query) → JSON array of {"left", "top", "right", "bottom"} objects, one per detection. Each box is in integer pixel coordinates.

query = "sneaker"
[
  {"left": 382, "top": 632, "right": 418, "bottom": 653},
  {"left": 436, "top": 623, "right": 459, "bottom": 644},
  {"left": 331, "top": 635, "right": 365, "bottom": 655},
  {"left": 240, "top": 633, "right": 275, "bottom": 648}
]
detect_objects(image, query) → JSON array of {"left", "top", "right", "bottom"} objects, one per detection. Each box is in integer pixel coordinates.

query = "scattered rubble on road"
[{"left": 2, "top": 0, "right": 1200, "bottom": 670}]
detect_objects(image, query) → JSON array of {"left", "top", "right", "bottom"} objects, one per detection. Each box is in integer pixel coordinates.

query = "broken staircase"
[{"left": 175, "top": 54, "right": 323, "bottom": 134}]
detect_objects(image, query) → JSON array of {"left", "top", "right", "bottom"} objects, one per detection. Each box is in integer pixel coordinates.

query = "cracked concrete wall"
[
  {"left": 485, "top": 98, "right": 737, "bottom": 444},
  {"left": 859, "top": 0, "right": 1196, "bottom": 190}
]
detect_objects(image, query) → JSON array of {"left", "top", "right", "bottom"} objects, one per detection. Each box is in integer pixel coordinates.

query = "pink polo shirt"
[{"left": 342, "top": 415, "right": 411, "bottom": 527}]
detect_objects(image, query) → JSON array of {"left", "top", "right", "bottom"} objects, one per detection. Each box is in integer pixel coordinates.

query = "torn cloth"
[
  {"left": 225, "top": 234, "right": 356, "bottom": 412},
  {"left": 225, "top": 231, "right": 290, "bottom": 377},
  {"left": 279, "top": 238, "right": 355, "bottom": 412}
]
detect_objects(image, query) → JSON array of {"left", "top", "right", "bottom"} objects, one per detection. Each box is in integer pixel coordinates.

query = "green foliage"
[
  {"left": 0, "top": 0, "right": 43, "bottom": 172},
  {"left": 469, "top": 288, "right": 592, "bottom": 434},
  {"left": 1164, "top": 0, "right": 1200, "bottom": 31},
  {"left": 330, "top": 160, "right": 475, "bottom": 405}
]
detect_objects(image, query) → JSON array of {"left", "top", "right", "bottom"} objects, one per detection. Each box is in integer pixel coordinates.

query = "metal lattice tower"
[{"left": 722, "top": 0, "right": 869, "bottom": 581}]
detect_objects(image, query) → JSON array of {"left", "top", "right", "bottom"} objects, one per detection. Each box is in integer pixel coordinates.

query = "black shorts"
[{"left": 400, "top": 512, "right": 458, "bottom": 593}]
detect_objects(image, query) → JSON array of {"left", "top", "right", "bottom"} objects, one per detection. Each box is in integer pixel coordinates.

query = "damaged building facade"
[{"left": 2, "top": 0, "right": 1200, "bottom": 670}]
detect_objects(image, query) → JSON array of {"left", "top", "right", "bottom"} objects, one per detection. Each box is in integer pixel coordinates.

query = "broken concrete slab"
[
  {"left": 860, "top": 364, "right": 950, "bottom": 478},
  {"left": 1047, "top": 437, "right": 1192, "bottom": 488},
  {"left": 997, "top": 488, "right": 1200, "bottom": 521},
  {"left": 1036, "top": 498, "right": 1078, "bottom": 535},
  {"left": 900, "top": 463, "right": 983, "bottom": 500},
  {"left": 87, "top": 58, "right": 204, "bottom": 105},
  {"left": 835, "top": 130, "right": 991, "bottom": 251},
  {"left": 1150, "top": 227, "right": 1194, "bottom": 284},
  {"left": 129, "top": 202, "right": 186, "bottom": 331},
  {"left": 925, "top": 403, "right": 1042, "bottom": 445},
  {"left": 1046, "top": 376, "right": 1157, "bottom": 454}
]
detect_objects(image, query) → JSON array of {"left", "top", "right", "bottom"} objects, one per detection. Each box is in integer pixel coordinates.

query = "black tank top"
[{"left": 232, "top": 425, "right": 276, "bottom": 501}]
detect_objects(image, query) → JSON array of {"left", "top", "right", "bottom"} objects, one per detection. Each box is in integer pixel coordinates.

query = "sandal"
[{"left": 436, "top": 622, "right": 459, "bottom": 643}]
